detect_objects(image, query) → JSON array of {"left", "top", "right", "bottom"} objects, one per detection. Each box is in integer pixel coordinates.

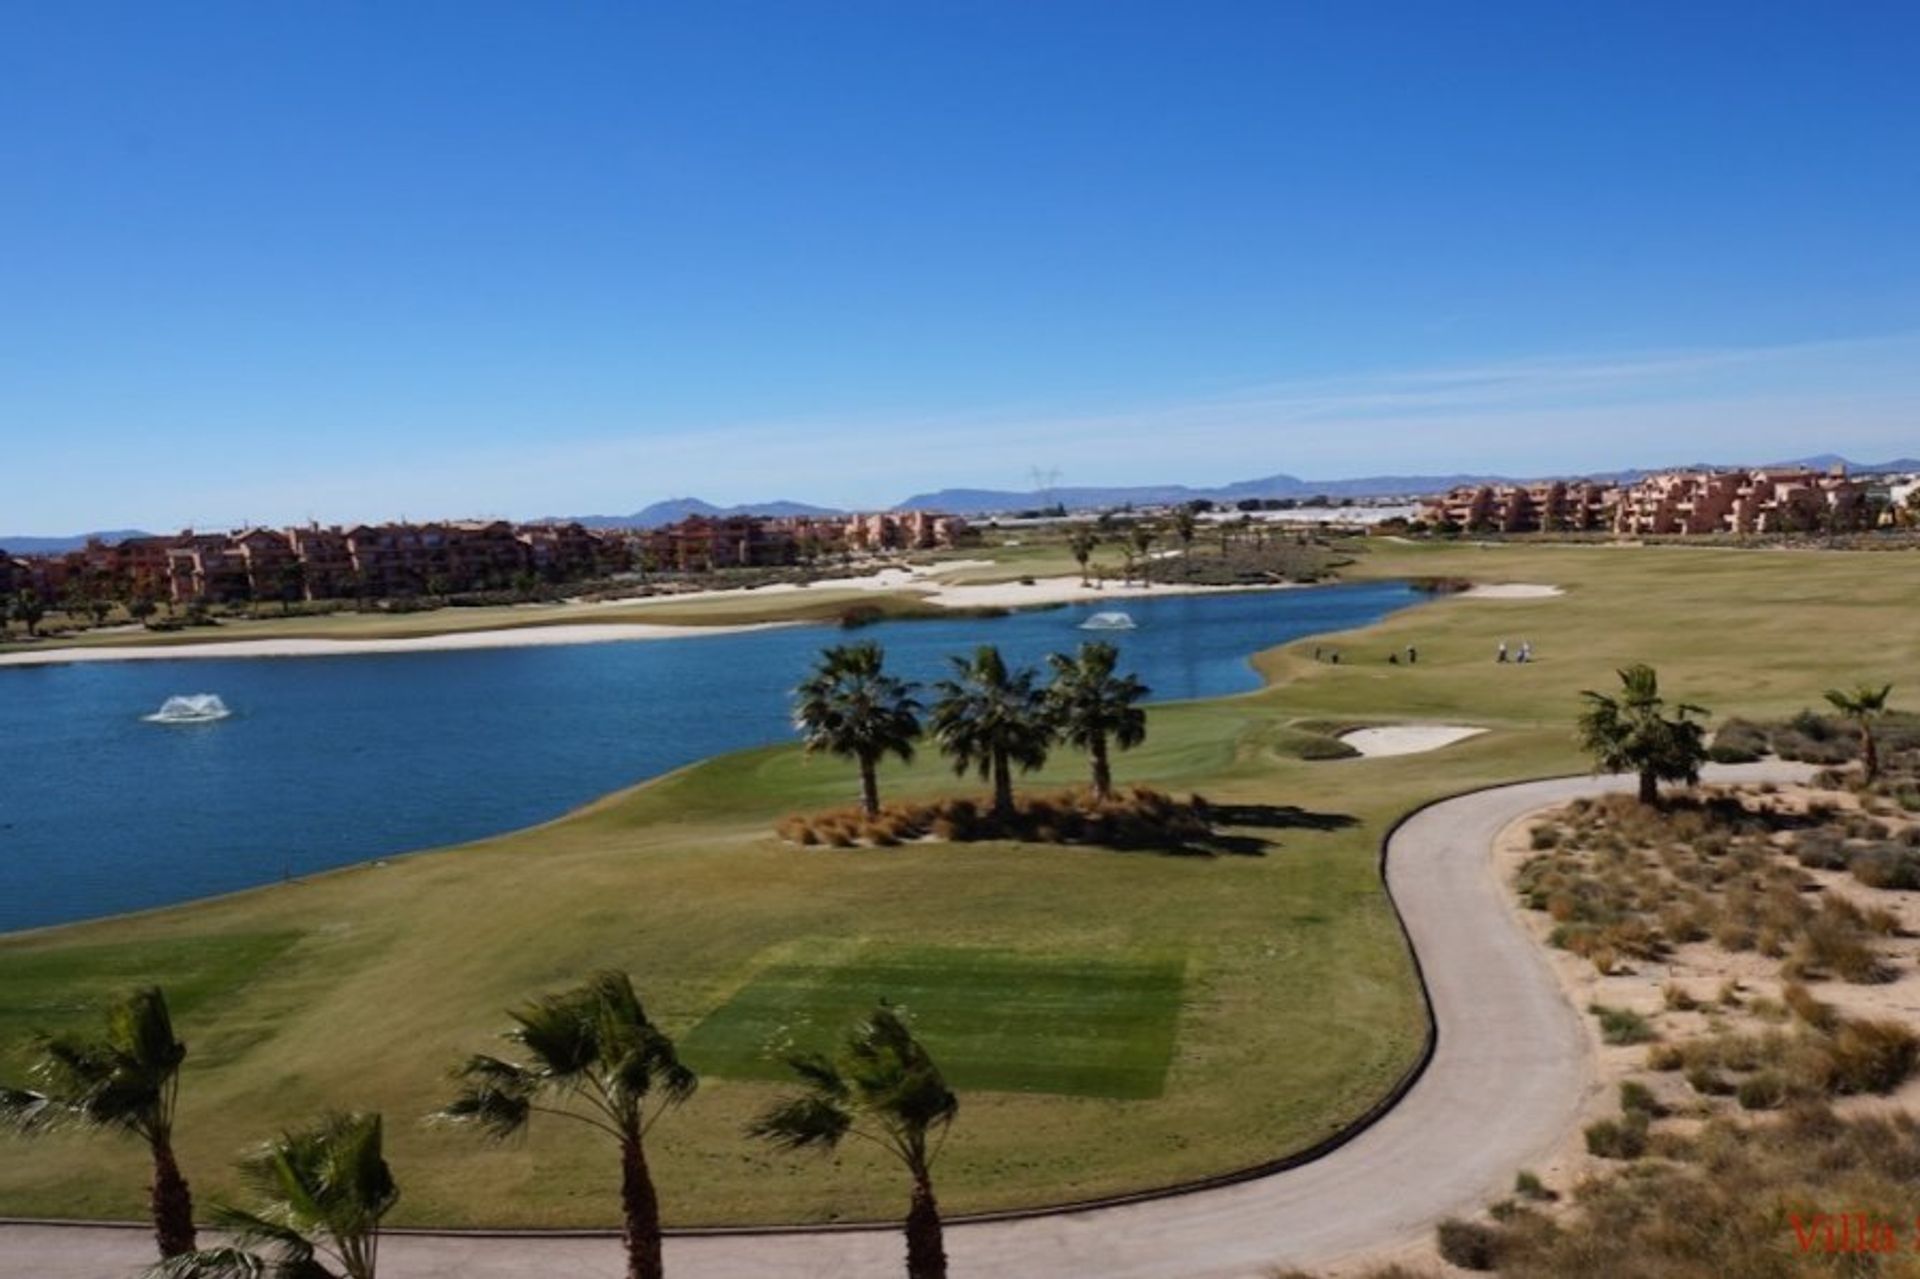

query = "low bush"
[
  {"left": 1850, "top": 844, "right": 1920, "bottom": 890},
  {"left": 1513, "top": 1170, "right": 1556, "bottom": 1202},
  {"left": 1585, "top": 1114, "right": 1649, "bottom": 1159},
  {"left": 1660, "top": 982, "right": 1698, "bottom": 1011},
  {"left": 1827, "top": 1018, "right": 1920, "bottom": 1094},
  {"left": 1435, "top": 1218, "right": 1504, "bottom": 1270},
  {"left": 1735, "top": 1070, "right": 1787, "bottom": 1110},
  {"left": 1481, "top": 1105, "right": 1920, "bottom": 1278},
  {"left": 1708, "top": 717, "right": 1769, "bottom": 764},
  {"left": 1619, "top": 1080, "right": 1664, "bottom": 1118},
  {"left": 1782, "top": 980, "right": 1839, "bottom": 1032},
  {"left": 1589, "top": 1004, "right": 1657, "bottom": 1045}
]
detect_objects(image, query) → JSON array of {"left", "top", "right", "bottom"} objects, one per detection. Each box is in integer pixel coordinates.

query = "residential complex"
[
  {"left": 1420, "top": 467, "right": 1887, "bottom": 536},
  {"left": 1, "top": 510, "right": 970, "bottom": 608}
]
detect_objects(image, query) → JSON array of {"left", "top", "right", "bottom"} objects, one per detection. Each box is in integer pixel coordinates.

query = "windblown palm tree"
[
  {"left": 0, "top": 986, "right": 196, "bottom": 1259},
  {"left": 1825, "top": 683, "right": 1894, "bottom": 782},
  {"left": 1576, "top": 664, "right": 1709, "bottom": 806},
  {"left": 1170, "top": 507, "right": 1198, "bottom": 567},
  {"left": 436, "top": 972, "right": 697, "bottom": 1279},
  {"left": 793, "top": 642, "right": 923, "bottom": 817},
  {"left": 1067, "top": 529, "right": 1098, "bottom": 586},
  {"left": 1047, "top": 642, "right": 1149, "bottom": 802},
  {"left": 749, "top": 1005, "right": 958, "bottom": 1279},
  {"left": 147, "top": 1111, "right": 397, "bottom": 1279},
  {"left": 1128, "top": 525, "right": 1156, "bottom": 585},
  {"left": 929, "top": 645, "right": 1052, "bottom": 820}
]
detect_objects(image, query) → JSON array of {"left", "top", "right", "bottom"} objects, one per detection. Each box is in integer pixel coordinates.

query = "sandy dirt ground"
[
  {"left": 1483, "top": 775, "right": 1920, "bottom": 1220},
  {"left": 0, "top": 568, "right": 1295, "bottom": 666},
  {"left": 1459, "top": 583, "right": 1562, "bottom": 599},
  {"left": 1340, "top": 726, "right": 1488, "bottom": 757}
]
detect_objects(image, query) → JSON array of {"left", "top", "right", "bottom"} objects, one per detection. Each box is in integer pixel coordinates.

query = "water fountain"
[
  {"left": 1079, "top": 610, "right": 1137, "bottom": 630},
  {"left": 144, "top": 694, "right": 232, "bottom": 724}
]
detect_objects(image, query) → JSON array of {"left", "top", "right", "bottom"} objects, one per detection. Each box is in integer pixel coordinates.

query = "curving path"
[{"left": 1, "top": 765, "right": 1808, "bottom": 1279}]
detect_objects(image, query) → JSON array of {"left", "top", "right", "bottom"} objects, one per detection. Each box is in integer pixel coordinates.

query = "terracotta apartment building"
[
  {"left": 1422, "top": 467, "right": 1876, "bottom": 536},
  {"left": 5, "top": 509, "right": 970, "bottom": 607}
]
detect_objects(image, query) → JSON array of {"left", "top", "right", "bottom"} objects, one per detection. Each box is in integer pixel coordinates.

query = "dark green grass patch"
[
  {"left": 682, "top": 944, "right": 1185, "bottom": 1100},
  {"left": 0, "top": 932, "right": 301, "bottom": 1073}
]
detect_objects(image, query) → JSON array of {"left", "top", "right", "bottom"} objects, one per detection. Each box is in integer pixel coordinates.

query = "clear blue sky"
[{"left": 4, "top": 1, "right": 1917, "bottom": 531}]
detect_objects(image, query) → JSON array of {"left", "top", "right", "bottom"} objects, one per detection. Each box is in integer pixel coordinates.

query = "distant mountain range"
[
  {"left": 8, "top": 456, "right": 1918, "bottom": 547},
  {"left": 894, "top": 455, "right": 1920, "bottom": 515},
  {"left": 0, "top": 529, "right": 154, "bottom": 555},
  {"left": 541, "top": 497, "right": 846, "bottom": 530}
]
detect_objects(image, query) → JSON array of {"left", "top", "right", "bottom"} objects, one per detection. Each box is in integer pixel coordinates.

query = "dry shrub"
[
  {"left": 1827, "top": 1018, "right": 1920, "bottom": 1094},
  {"left": 775, "top": 786, "right": 1216, "bottom": 851},
  {"left": 1485, "top": 1104, "right": 1920, "bottom": 1279},
  {"left": 1434, "top": 1218, "right": 1504, "bottom": 1270},
  {"left": 1782, "top": 980, "right": 1839, "bottom": 1032},
  {"left": 1660, "top": 982, "right": 1698, "bottom": 1012},
  {"left": 1784, "top": 898, "right": 1892, "bottom": 983},
  {"left": 1585, "top": 1114, "right": 1649, "bottom": 1159}
]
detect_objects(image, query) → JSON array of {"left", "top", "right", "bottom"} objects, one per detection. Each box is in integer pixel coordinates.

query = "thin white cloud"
[{"left": 10, "top": 330, "right": 1919, "bottom": 531}]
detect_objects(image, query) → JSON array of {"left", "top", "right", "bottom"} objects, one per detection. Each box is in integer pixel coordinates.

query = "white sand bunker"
[
  {"left": 1461, "top": 583, "right": 1562, "bottom": 599},
  {"left": 1340, "top": 725, "right": 1487, "bottom": 757}
]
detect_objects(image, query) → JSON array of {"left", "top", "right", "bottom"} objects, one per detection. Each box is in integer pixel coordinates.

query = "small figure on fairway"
[
  {"left": 1496, "top": 641, "right": 1508, "bottom": 663},
  {"left": 1518, "top": 640, "right": 1533, "bottom": 664},
  {"left": 1406, "top": 645, "right": 1418, "bottom": 665}
]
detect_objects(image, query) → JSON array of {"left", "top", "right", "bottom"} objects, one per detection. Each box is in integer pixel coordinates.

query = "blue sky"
[{"left": 3, "top": 2, "right": 1917, "bottom": 531}]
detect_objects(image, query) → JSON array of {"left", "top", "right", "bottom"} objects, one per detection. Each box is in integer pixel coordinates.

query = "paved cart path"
[{"left": 1, "top": 765, "right": 1806, "bottom": 1279}]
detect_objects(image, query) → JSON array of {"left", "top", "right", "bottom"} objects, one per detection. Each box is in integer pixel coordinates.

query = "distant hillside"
[
  {"left": 0, "top": 529, "right": 152, "bottom": 555},
  {"left": 895, "top": 455, "right": 1920, "bottom": 515},
  {"left": 548, "top": 498, "right": 844, "bottom": 530},
  {"left": 894, "top": 474, "right": 1502, "bottom": 514}
]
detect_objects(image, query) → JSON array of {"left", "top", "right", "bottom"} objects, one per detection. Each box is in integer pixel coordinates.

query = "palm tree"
[
  {"left": 148, "top": 1111, "right": 397, "bottom": 1279},
  {"left": 1067, "top": 528, "right": 1098, "bottom": 586},
  {"left": 929, "top": 645, "right": 1052, "bottom": 820},
  {"left": 437, "top": 972, "right": 697, "bottom": 1279},
  {"left": 1576, "top": 664, "right": 1709, "bottom": 806},
  {"left": 1129, "top": 524, "right": 1156, "bottom": 585},
  {"left": 1825, "top": 683, "right": 1894, "bottom": 783},
  {"left": 11, "top": 588, "right": 45, "bottom": 637},
  {"left": 749, "top": 1006, "right": 958, "bottom": 1279},
  {"left": 0, "top": 987, "right": 196, "bottom": 1258},
  {"left": 1170, "top": 507, "right": 1198, "bottom": 568},
  {"left": 793, "top": 642, "right": 923, "bottom": 817},
  {"left": 1047, "top": 642, "right": 1149, "bottom": 802}
]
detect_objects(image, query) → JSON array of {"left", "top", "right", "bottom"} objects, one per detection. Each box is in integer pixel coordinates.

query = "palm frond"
[
  {"left": 746, "top": 1094, "right": 852, "bottom": 1152},
  {"left": 140, "top": 1245, "right": 276, "bottom": 1279},
  {"left": 0, "top": 1087, "right": 62, "bottom": 1135},
  {"left": 435, "top": 1056, "right": 536, "bottom": 1139}
]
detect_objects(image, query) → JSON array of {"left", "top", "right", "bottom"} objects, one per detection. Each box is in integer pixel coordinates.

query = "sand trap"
[
  {"left": 1340, "top": 725, "right": 1487, "bottom": 757},
  {"left": 1461, "top": 583, "right": 1562, "bottom": 599}
]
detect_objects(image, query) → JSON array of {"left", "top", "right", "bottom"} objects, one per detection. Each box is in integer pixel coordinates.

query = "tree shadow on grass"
[{"left": 1107, "top": 802, "right": 1361, "bottom": 859}]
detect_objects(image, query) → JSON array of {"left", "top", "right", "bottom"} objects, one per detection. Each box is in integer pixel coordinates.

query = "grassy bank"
[{"left": 2, "top": 540, "right": 1917, "bottom": 1227}]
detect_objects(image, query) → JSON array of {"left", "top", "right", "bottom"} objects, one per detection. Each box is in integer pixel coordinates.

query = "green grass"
[
  {"left": 680, "top": 943, "right": 1185, "bottom": 1100},
  {"left": 3, "top": 539, "right": 1920, "bottom": 1228},
  {"left": 0, "top": 933, "right": 301, "bottom": 1075}
]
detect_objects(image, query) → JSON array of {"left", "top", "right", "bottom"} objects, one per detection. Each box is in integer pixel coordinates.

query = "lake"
[{"left": 0, "top": 582, "right": 1417, "bottom": 931}]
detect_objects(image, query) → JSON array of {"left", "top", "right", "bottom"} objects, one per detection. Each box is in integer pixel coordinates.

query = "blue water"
[{"left": 0, "top": 582, "right": 1417, "bottom": 932}]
